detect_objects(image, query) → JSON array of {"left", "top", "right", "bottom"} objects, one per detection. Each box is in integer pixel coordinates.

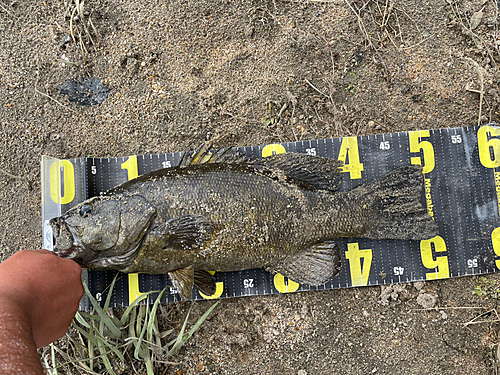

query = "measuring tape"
[{"left": 41, "top": 125, "right": 500, "bottom": 311}]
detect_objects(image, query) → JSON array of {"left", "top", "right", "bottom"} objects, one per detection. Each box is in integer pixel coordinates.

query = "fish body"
[{"left": 50, "top": 147, "right": 438, "bottom": 298}]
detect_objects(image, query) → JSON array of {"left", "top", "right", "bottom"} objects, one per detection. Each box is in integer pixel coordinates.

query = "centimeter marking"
[{"left": 41, "top": 126, "right": 500, "bottom": 310}]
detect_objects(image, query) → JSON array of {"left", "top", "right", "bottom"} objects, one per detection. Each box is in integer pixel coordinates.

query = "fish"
[{"left": 50, "top": 145, "right": 439, "bottom": 299}]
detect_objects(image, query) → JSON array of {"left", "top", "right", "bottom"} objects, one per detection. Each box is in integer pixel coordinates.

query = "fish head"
[{"left": 50, "top": 195, "right": 156, "bottom": 269}]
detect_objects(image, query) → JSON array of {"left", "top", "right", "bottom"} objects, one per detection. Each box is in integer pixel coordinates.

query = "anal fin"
[{"left": 270, "top": 241, "right": 342, "bottom": 285}]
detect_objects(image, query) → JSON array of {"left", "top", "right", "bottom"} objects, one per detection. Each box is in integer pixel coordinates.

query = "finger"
[
  {"left": 31, "top": 249, "right": 57, "bottom": 256},
  {"left": 59, "top": 257, "right": 83, "bottom": 274}
]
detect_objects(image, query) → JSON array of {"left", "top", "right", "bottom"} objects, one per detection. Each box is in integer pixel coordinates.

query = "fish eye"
[{"left": 80, "top": 204, "right": 92, "bottom": 217}]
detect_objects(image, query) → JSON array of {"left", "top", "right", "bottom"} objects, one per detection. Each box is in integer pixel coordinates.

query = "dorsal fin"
[
  {"left": 178, "top": 146, "right": 344, "bottom": 191},
  {"left": 178, "top": 145, "right": 254, "bottom": 167},
  {"left": 260, "top": 153, "right": 344, "bottom": 192}
]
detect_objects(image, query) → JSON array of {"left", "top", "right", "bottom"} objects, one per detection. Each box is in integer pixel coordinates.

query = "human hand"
[{"left": 0, "top": 250, "right": 84, "bottom": 348}]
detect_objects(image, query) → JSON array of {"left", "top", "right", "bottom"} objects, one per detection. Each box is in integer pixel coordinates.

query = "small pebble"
[
  {"left": 413, "top": 281, "right": 425, "bottom": 290},
  {"left": 416, "top": 293, "right": 437, "bottom": 309}
]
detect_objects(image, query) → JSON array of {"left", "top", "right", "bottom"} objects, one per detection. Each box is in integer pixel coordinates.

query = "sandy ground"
[{"left": 2, "top": 0, "right": 500, "bottom": 373}]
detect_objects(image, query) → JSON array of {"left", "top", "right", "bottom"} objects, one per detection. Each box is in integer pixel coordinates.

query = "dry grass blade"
[
  {"left": 75, "top": 0, "right": 84, "bottom": 19},
  {"left": 464, "top": 308, "right": 500, "bottom": 326},
  {"left": 344, "top": 0, "right": 373, "bottom": 48},
  {"left": 34, "top": 86, "right": 74, "bottom": 112},
  {"left": 305, "top": 78, "right": 330, "bottom": 99},
  {"left": 50, "top": 344, "right": 58, "bottom": 375},
  {"left": 0, "top": 169, "right": 25, "bottom": 179},
  {"left": 69, "top": 6, "right": 77, "bottom": 43},
  {"left": 464, "top": 57, "right": 484, "bottom": 127}
]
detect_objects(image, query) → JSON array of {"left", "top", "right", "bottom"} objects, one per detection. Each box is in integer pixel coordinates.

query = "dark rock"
[{"left": 57, "top": 77, "right": 110, "bottom": 106}]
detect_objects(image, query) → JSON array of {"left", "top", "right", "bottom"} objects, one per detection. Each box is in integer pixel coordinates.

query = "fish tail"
[{"left": 355, "top": 165, "right": 438, "bottom": 240}]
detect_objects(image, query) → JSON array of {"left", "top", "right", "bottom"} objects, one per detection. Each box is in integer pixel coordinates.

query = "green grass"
[{"left": 42, "top": 274, "right": 219, "bottom": 374}]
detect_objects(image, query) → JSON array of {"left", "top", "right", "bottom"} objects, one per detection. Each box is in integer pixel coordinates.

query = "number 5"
[{"left": 409, "top": 131, "right": 435, "bottom": 174}]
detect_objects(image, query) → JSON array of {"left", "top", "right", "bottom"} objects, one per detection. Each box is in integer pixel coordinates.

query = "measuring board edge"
[{"left": 41, "top": 125, "right": 500, "bottom": 310}]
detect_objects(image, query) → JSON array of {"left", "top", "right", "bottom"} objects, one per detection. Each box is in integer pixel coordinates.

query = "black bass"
[{"left": 50, "top": 146, "right": 438, "bottom": 299}]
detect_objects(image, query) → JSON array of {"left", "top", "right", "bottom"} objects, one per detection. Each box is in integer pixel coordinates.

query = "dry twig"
[
  {"left": 34, "top": 86, "right": 75, "bottom": 112},
  {"left": 0, "top": 169, "right": 24, "bottom": 180},
  {"left": 464, "top": 57, "right": 485, "bottom": 127}
]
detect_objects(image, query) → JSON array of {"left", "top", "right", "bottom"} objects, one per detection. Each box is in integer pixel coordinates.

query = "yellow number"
[
  {"left": 345, "top": 243, "right": 372, "bottom": 286},
  {"left": 128, "top": 273, "right": 147, "bottom": 303},
  {"left": 199, "top": 271, "right": 224, "bottom": 299},
  {"left": 492, "top": 227, "right": 500, "bottom": 269},
  {"left": 262, "top": 144, "right": 286, "bottom": 158},
  {"left": 420, "top": 236, "right": 449, "bottom": 280},
  {"left": 338, "top": 137, "right": 364, "bottom": 179},
  {"left": 273, "top": 273, "right": 300, "bottom": 293},
  {"left": 409, "top": 130, "right": 435, "bottom": 174},
  {"left": 121, "top": 155, "right": 139, "bottom": 180},
  {"left": 49, "top": 160, "right": 75, "bottom": 204},
  {"left": 478, "top": 126, "right": 500, "bottom": 168},
  {"left": 122, "top": 155, "right": 142, "bottom": 303}
]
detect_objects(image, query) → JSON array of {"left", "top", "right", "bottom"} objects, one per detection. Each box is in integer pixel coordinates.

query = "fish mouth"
[{"left": 49, "top": 217, "right": 78, "bottom": 258}]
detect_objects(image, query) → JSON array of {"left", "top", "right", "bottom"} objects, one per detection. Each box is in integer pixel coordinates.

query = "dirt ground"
[{"left": 2, "top": 0, "right": 500, "bottom": 373}]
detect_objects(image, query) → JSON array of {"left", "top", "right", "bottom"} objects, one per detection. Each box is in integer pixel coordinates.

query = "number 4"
[
  {"left": 345, "top": 243, "right": 372, "bottom": 286},
  {"left": 338, "top": 137, "right": 364, "bottom": 180}
]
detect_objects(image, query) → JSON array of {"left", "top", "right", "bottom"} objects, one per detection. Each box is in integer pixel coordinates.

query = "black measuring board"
[{"left": 40, "top": 125, "right": 500, "bottom": 311}]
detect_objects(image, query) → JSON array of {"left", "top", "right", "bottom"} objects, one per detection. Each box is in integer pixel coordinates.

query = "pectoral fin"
[
  {"left": 151, "top": 214, "right": 215, "bottom": 250},
  {"left": 269, "top": 241, "right": 342, "bottom": 285},
  {"left": 168, "top": 266, "right": 217, "bottom": 300}
]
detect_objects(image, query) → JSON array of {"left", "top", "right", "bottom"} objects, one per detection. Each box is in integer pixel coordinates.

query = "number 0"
[{"left": 49, "top": 160, "right": 75, "bottom": 204}]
